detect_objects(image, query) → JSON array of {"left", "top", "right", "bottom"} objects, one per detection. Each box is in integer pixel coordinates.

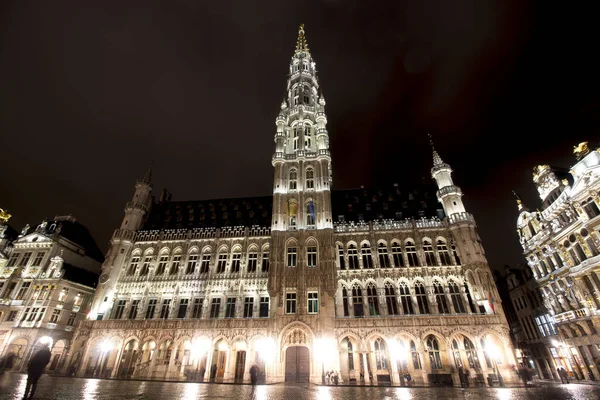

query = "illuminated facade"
[
  {"left": 67, "top": 25, "right": 516, "bottom": 386},
  {"left": 515, "top": 142, "right": 600, "bottom": 381},
  {"left": 0, "top": 216, "right": 102, "bottom": 374}
]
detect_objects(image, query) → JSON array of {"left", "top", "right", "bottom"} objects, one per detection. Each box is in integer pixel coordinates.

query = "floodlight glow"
[
  {"left": 38, "top": 336, "right": 53, "bottom": 347},
  {"left": 255, "top": 337, "right": 276, "bottom": 364},
  {"left": 99, "top": 340, "right": 113, "bottom": 353}
]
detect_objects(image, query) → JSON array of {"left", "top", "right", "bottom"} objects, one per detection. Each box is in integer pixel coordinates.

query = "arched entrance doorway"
[
  {"left": 6, "top": 338, "right": 28, "bottom": 370},
  {"left": 48, "top": 340, "right": 68, "bottom": 372},
  {"left": 285, "top": 346, "right": 309, "bottom": 383},
  {"left": 117, "top": 339, "right": 139, "bottom": 378}
]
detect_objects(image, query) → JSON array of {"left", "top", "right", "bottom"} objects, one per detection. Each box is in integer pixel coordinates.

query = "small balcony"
[{"left": 554, "top": 308, "right": 590, "bottom": 323}]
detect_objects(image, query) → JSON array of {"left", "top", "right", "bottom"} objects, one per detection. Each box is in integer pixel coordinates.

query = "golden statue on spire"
[
  {"left": 573, "top": 141, "right": 589, "bottom": 161},
  {"left": 295, "top": 24, "right": 310, "bottom": 54},
  {"left": 0, "top": 208, "right": 11, "bottom": 223}
]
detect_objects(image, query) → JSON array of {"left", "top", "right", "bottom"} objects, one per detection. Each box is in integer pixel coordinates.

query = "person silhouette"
[
  {"left": 23, "top": 346, "right": 52, "bottom": 399},
  {"left": 250, "top": 363, "right": 259, "bottom": 393}
]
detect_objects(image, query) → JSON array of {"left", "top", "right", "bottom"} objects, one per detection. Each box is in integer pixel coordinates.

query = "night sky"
[{"left": 1, "top": 1, "right": 599, "bottom": 270}]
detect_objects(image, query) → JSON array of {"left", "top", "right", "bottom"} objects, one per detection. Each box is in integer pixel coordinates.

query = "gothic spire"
[
  {"left": 294, "top": 24, "right": 310, "bottom": 56},
  {"left": 140, "top": 161, "right": 153, "bottom": 185},
  {"left": 512, "top": 190, "right": 525, "bottom": 211},
  {"left": 428, "top": 133, "right": 444, "bottom": 166}
]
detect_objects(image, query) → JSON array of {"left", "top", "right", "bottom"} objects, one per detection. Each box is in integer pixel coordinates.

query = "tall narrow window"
[
  {"left": 385, "top": 284, "right": 398, "bottom": 315},
  {"left": 427, "top": 336, "right": 443, "bottom": 370},
  {"left": 177, "top": 299, "right": 189, "bottom": 319},
  {"left": 231, "top": 252, "right": 241, "bottom": 273},
  {"left": 31, "top": 252, "right": 45, "bottom": 267},
  {"left": 434, "top": 282, "right": 449, "bottom": 314},
  {"left": 352, "top": 284, "right": 364, "bottom": 317},
  {"left": 287, "top": 246, "right": 297, "bottom": 267},
  {"left": 50, "top": 309, "right": 61, "bottom": 323},
  {"left": 338, "top": 244, "right": 346, "bottom": 270},
  {"left": 464, "top": 337, "right": 480, "bottom": 369},
  {"left": 307, "top": 246, "right": 317, "bottom": 267},
  {"left": 415, "top": 282, "right": 430, "bottom": 314},
  {"left": 342, "top": 287, "right": 350, "bottom": 317},
  {"left": 292, "top": 128, "right": 299, "bottom": 150},
  {"left": 423, "top": 240, "right": 436, "bottom": 266},
  {"left": 306, "top": 168, "right": 314, "bottom": 189},
  {"left": 160, "top": 299, "right": 171, "bottom": 319},
  {"left": 411, "top": 340, "right": 422, "bottom": 369},
  {"left": 259, "top": 296, "right": 269, "bottom": 317},
  {"left": 15, "top": 282, "right": 30, "bottom": 300},
  {"left": 170, "top": 254, "right": 181, "bottom": 275},
  {"left": 449, "top": 281, "right": 466, "bottom": 313},
  {"left": 285, "top": 293, "right": 297, "bottom": 314},
  {"left": 391, "top": 242, "right": 405, "bottom": 267},
  {"left": 304, "top": 127, "right": 312, "bottom": 148},
  {"left": 216, "top": 252, "right": 227, "bottom": 273},
  {"left": 289, "top": 169, "right": 297, "bottom": 190},
  {"left": 145, "top": 299, "right": 157, "bottom": 319},
  {"left": 406, "top": 241, "right": 420, "bottom": 266},
  {"left": 156, "top": 255, "right": 169, "bottom": 275},
  {"left": 367, "top": 284, "right": 379, "bottom": 316},
  {"left": 465, "top": 283, "right": 477, "bottom": 313},
  {"left": 19, "top": 252, "right": 32, "bottom": 267},
  {"left": 128, "top": 300, "right": 139, "bottom": 320},
  {"left": 210, "top": 298, "right": 221, "bottom": 318},
  {"left": 200, "top": 254, "right": 211, "bottom": 273},
  {"left": 112, "top": 300, "right": 126, "bottom": 319},
  {"left": 307, "top": 292, "right": 319, "bottom": 314},
  {"left": 437, "top": 240, "right": 452, "bottom": 266},
  {"left": 140, "top": 256, "right": 151, "bottom": 276},
  {"left": 185, "top": 254, "right": 198, "bottom": 274},
  {"left": 6, "top": 253, "right": 19, "bottom": 267},
  {"left": 374, "top": 338, "right": 388, "bottom": 370},
  {"left": 399, "top": 283, "right": 414, "bottom": 314},
  {"left": 361, "top": 243, "right": 373, "bottom": 269},
  {"left": 306, "top": 201, "right": 315, "bottom": 226},
  {"left": 192, "top": 298, "right": 203, "bottom": 319},
  {"left": 348, "top": 244, "right": 359, "bottom": 269},
  {"left": 244, "top": 297, "right": 254, "bottom": 318},
  {"left": 378, "top": 243, "right": 390, "bottom": 268},
  {"left": 67, "top": 312, "right": 77, "bottom": 326},
  {"left": 452, "top": 339, "right": 463, "bottom": 368},
  {"left": 583, "top": 198, "right": 600, "bottom": 220},
  {"left": 247, "top": 252, "right": 258, "bottom": 272},
  {"left": 127, "top": 256, "right": 140, "bottom": 276},
  {"left": 225, "top": 298, "right": 236, "bottom": 318},
  {"left": 346, "top": 339, "right": 355, "bottom": 371},
  {"left": 261, "top": 251, "right": 270, "bottom": 272},
  {"left": 452, "top": 245, "right": 461, "bottom": 265}
]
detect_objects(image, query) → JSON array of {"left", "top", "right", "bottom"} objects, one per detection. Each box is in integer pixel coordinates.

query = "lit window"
[
  {"left": 427, "top": 336, "right": 443, "bottom": 369},
  {"left": 374, "top": 338, "right": 388, "bottom": 370}
]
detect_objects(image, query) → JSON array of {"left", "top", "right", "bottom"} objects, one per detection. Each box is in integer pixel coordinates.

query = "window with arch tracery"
[
  {"left": 338, "top": 244, "right": 346, "bottom": 270},
  {"left": 426, "top": 336, "right": 442, "bottom": 369},
  {"left": 289, "top": 169, "right": 297, "bottom": 190},
  {"left": 411, "top": 340, "right": 422, "bottom": 369},
  {"left": 437, "top": 240, "right": 452, "bottom": 266},
  {"left": 342, "top": 287, "right": 350, "bottom": 316},
  {"left": 449, "top": 280, "right": 466, "bottom": 313},
  {"left": 378, "top": 243, "right": 390, "bottom": 268},
  {"left": 452, "top": 339, "right": 463, "bottom": 368},
  {"left": 415, "top": 282, "right": 430, "bottom": 314},
  {"left": 452, "top": 244, "right": 461, "bottom": 265},
  {"left": 434, "top": 282, "right": 449, "bottom": 314},
  {"left": 406, "top": 241, "right": 420, "bottom": 266},
  {"left": 352, "top": 284, "right": 364, "bottom": 317},
  {"left": 287, "top": 245, "right": 297, "bottom": 267},
  {"left": 156, "top": 254, "right": 169, "bottom": 275},
  {"left": 345, "top": 338, "right": 355, "bottom": 371},
  {"left": 361, "top": 243, "right": 373, "bottom": 269},
  {"left": 385, "top": 283, "right": 398, "bottom": 315},
  {"left": 292, "top": 128, "right": 299, "bottom": 150},
  {"left": 306, "top": 245, "right": 317, "bottom": 267},
  {"left": 374, "top": 338, "right": 388, "bottom": 370},
  {"left": 464, "top": 337, "right": 480, "bottom": 369},
  {"left": 216, "top": 251, "right": 227, "bottom": 273},
  {"left": 140, "top": 256, "right": 152, "bottom": 276},
  {"left": 304, "top": 124, "right": 312, "bottom": 148},
  {"left": 230, "top": 250, "right": 241, "bottom": 273},
  {"left": 399, "top": 283, "right": 414, "bottom": 314},
  {"left": 391, "top": 241, "right": 405, "bottom": 267},
  {"left": 306, "top": 201, "right": 315, "bottom": 226},
  {"left": 423, "top": 240, "right": 436, "bottom": 265},
  {"left": 306, "top": 168, "right": 314, "bottom": 189},
  {"left": 348, "top": 244, "right": 359, "bottom": 269},
  {"left": 367, "top": 283, "right": 380, "bottom": 316},
  {"left": 247, "top": 251, "right": 258, "bottom": 272}
]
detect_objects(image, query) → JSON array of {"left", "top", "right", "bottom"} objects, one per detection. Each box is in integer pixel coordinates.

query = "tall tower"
[
  {"left": 88, "top": 166, "right": 153, "bottom": 319},
  {"left": 269, "top": 24, "right": 337, "bottom": 329}
]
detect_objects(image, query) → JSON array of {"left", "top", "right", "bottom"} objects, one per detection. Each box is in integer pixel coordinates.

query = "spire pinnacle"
[
  {"left": 141, "top": 161, "right": 153, "bottom": 184},
  {"left": 428, "top": 133, "right": 444, "bottom": 166},
  {"left": 512, "top": 190, "right": 525, "bottom": 211},
  {"left": 295, "top": 24, "right": 310, "bottom": 55}
]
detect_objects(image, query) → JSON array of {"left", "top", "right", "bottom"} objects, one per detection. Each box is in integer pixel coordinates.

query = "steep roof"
[{"left": 61, "top": 262, "right": 99, "bottom": 288}]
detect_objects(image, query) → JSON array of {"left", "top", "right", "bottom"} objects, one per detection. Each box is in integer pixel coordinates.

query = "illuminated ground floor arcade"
[{"left": 63, "top": 316, "right": 518, "bottom": 386}]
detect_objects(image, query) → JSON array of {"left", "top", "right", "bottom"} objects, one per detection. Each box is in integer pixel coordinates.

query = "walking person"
[
  {"left": 23, "top": 345, "right": 51, "bottom": 400},
  {"left": 249, "top": 363, "right": 259, "bottom": 393}
]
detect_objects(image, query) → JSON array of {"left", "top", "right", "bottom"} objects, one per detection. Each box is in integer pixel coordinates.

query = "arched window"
[
  {"left": 342, "top": 287, "right": 350, "bottom": 317},
  {"left": 289, "top": 169, "right": 297, "bottom": 190},
  {"left": 185, "top": 251, "right": 199, "bottom": 275},
  {"left": 306, "top": 201, "right": 315, "bottom": 227},
  {"left": 338, "top": 244, "right": 346, "bottom": 270},
  {"left": 140, "top": 255, "right": 152, "bottom": 276},
  {"left": 346, "top": 338, "right": 355, "bottom": 371},
  {"left": 348, "top": 244, "right": 359, "bottom": 269},
  {"left": 287, "top": 244, "right": 297, "bottom": 267},
  {"left": 361, "top": 243, "right": 373, "bottom": 269},
  {"left": 385, "top": 283, "right": 398, "bottom": 315},
  {"left": 304, "top": 124, "right": 312, "bottom": 148},
  {"left": 452, "top": 339, "right": 463, "bottom": 368},
  {"left": 423, "top": 240, "right": 436, "bottom": 265},
  {"left": 399, "top": 283, "right": 414, "bottom": 315},
  {"left": 230, "top": 249, "right": 241, "bottom": 273},
  {"left": 247, "top": 249, "right": 258, "bottom": 273},
  {"left": 306, "top": 241, "right": 317, "bottom": 267},
  {"left": 426, "top": 336, "right": 442, "bottom": 370},
  {"left": 434, "top": 282, "right": 449, "bottom": 314},
  {"left": 449, "top": 280, "right": 466, "bottom": 313},
  {"left": 415, "top": 282, "right": 430, "bottom": 314},
  {"left": 374, "top": 338, "right": 388, "bottom": 370},
  {"left": 156, "top": 253, "right": 169, "bottom": 275},
  {"left": 367, "top": 283, "right": 380, "bottom": 316},
  {"left": 292, "top": 127, "right": 299, "bottom": 150},
  {"left": 406, "top": 241, "right": 420, "bottom": 266},
  {"left": 464, "top": 283, "right": 477, "bottom": 313},
  {"left": 464, "top": 337, "right": 480, "bottom": 369},
  {"left": 352, "top": 284, "right": 364, "bottom": 317},
  {"left": 306, "top": 168, "right": 314, "bottom": 189},
  {"left": 378, "top": 243, "right": 390, "bottom": 268},
  {"left": 391, "top": 241, "right": 404, "bottom": 267},
  {"left": 411, "top": 340, "right": 422, "bottom": 370},
  {"left": 170, "top": 251, "right": 182, "bottom": 275},
  {"left": 437, "top": 240, "right": 452, "bottom": 266},
  {"left": 127, "top": 255, "right": 140, "bottom": 276},
  {"left": 481, "top": 338, "right": 493, "bottom": 368}
]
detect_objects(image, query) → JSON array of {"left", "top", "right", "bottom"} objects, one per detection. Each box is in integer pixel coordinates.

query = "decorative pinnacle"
[
  {"left": 512, "top": 190, "right": 524, "bottom": 211},
  {"left": 295, "top": 24, "right": 310, "bottom": 55},
  {"left": 428, "top": 133, "right": 444, "bottom": 166},
  {"left": 141, "top": 161, "right": 153, "bottom": 184}
]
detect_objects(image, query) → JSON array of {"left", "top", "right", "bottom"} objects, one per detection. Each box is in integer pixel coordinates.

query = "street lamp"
[
  {"left": 192, "top": 338, "right": 211, "bottom": 381},
  {"left": 256, "top": 337, "right": 276, "bottom": 384},
  {"left": 390, "top": 340, "right": 408, "bottom": 386},
  {"left": 314, "top": 337, "right": 337, "bottom": 385},
  {"left": 96, "top": 339, "right": 113, "bottom": 378},
  {"left": 485, "top": 338, "right": 504, "bottom": 387}
]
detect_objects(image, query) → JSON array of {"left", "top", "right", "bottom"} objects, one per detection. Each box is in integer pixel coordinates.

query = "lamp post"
[
  {"left": 96, "top": 340, "right": 113, "bottom": 378},
  {"left": 485, "top": 339, "right": 504, "bottom": 387}
]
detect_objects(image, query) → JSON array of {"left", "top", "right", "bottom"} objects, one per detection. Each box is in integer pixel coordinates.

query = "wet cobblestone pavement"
[{"left": 1, "top": 374, "right": 599, "bottom": 400}]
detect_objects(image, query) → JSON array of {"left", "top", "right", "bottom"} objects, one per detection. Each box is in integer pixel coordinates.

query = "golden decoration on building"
[
  {"left": 0, "top": 208, "right": 11, "bottom": 223},
  {"left": 573, "top": 141, "right": 589, "bottom": 160},
  {"left": 295, "top": 24, "right": 310, "bottom": 54}
]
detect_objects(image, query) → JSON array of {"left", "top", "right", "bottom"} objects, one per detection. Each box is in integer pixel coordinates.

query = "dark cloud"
[{"left": 1, "top": 1, "right": 599, "bottom": 269}]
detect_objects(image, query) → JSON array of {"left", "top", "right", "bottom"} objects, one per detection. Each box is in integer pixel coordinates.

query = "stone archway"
[{"left": 285, "top": 346, "right": 310, "bottom": 383}]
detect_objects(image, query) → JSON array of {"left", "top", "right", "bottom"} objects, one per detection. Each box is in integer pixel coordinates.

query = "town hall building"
[{"left": 65, "top": 25, "right": 516, "bottom": 387}]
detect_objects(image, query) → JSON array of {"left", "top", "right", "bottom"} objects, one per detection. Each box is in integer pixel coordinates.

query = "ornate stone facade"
[
  {"left": 67, "top": 25, "right": 516, "bottom": 387},
  {"left": 515, "top": 142, "right": 600, "bottom": 381}
]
